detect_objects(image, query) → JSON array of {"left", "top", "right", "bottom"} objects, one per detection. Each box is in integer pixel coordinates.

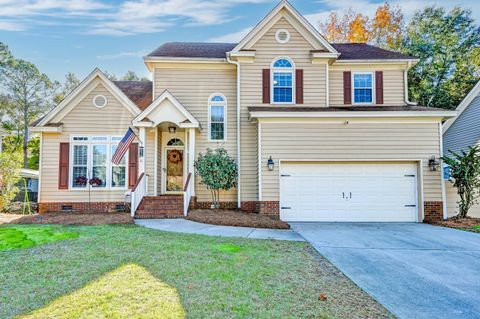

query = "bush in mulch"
[
  {"left": 187, "top": 209, "right": 290, "bottom": 229},
  {"left": 440, "top": 216, "right": 480, "bottom": 233},
  {"left": 7, "top": 212, "right": 133, "bottom": 225}
]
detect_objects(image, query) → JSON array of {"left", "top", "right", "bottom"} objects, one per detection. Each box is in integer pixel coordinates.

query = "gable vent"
[
  {"left": 275, "top": 29, "right": 290, "bottom": 44},
  {"left": 93, "top": 95, "right": 108, "bottom": 108}
]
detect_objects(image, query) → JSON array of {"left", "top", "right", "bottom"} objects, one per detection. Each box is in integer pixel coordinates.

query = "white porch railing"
[
  {"left": 130, "top": 173, "right": 148, "bottom": 217},
  {"left": 183, "top": 172, "right": 193, "bottom": 216}
]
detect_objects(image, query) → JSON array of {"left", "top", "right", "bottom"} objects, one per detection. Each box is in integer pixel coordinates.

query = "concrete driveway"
[{"left": 290, "top": 223, "right": 480, "bottom": 319}]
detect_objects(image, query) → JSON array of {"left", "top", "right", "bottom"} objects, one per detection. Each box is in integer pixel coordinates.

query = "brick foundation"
[
  {"left": 424, "top": 201, "right": 444, "bottom": 223},
  {"left": 195, "top": 201, "right": 238, "bottom": 210},
  {"left": 189, "top": 200, "right": 280, "bottom": 219},
  {"left": 38, "top": 202, "right": 126, "bottom": 214},
  {"left": 258, "top": 201, "right": 280, "bottom": 217}
]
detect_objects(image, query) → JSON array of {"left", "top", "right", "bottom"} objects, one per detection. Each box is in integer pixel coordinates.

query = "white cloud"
[
  {"left": 0, "top": 20, "right": 25, "bottom": 31},
  {"left": 96, "top": 50, "right": 149, "bottom": 60},
  {"left": 209, "top": 26, "right": 253, "bottom": 43},
  {"left": 0, "top": 0, "right": 271, "bottom": 36}
]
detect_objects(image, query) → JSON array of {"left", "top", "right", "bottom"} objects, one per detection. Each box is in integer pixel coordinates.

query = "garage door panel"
[{"left": 280, "top": 163, "right": 417, "bottom": 222}]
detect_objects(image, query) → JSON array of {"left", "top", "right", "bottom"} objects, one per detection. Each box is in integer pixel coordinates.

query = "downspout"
[
  {"left": 439, "top": 122, "right": 448, "bottom": 220},
  {"left": 404, "top": 61, "right": 417, "bottom": 106},
  {"left": 226, "top": 53, "right": 242, "bottom": 209}
]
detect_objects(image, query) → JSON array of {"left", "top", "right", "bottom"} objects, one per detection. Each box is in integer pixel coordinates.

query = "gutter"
[
  {"left": 226, "top": 53, "right": 242, "bottom": 209},
  {"left": 404, "top": 61, "right": 417, "bottom": 106}
]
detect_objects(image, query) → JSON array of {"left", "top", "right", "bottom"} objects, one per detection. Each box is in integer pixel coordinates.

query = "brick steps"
[{"left": 135, "top": 195, "right": 183, "bottom": 219}]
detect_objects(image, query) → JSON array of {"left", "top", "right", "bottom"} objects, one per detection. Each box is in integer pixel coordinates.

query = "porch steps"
[{"left": 135, "top": 195, "right": 184, "bottom": 219}]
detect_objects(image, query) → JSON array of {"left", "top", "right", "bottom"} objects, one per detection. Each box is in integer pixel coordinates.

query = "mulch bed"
[
  {"left": 187, "top": 209, "right": 290, "bottom": 229},
  {"left": 440, "top": 217, "right": 480, "bottom": 233},
  {"left": 4, "top": 212, "right": 133, "bottom": 225}
]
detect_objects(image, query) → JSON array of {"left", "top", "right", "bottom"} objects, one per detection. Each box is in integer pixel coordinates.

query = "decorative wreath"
[{"left": 168, "top": 150, "right": 183, "bottom": 164}]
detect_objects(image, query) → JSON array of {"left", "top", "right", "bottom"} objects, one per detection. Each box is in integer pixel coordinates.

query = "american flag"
[{"left": 112, "top": 128, "right": 136, "bottom": 165}]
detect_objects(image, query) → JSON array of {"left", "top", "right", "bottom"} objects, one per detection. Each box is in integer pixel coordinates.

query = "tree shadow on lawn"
[{"left": 17, "top": 264, "right": 186, "bottom": 319}]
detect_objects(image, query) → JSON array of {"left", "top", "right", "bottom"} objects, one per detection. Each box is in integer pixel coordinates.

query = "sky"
[{"left": 1, "top": 0, "right": 479, "bottom": 82}]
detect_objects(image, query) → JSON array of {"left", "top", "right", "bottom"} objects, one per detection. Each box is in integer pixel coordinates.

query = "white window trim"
[
  {"left": 208, "top": 93, "right": 227, "bottom": 142},
  {"left": 275, "top": 29, "right": 290, "bottom": 44},
  {"left": 271, "top": 57, "right": 295, "bottom": 105},
  {"left": 69, "top": 135, "right": 128, "bottom": 191},
  {"left": 352, "top": 71, "right": 375, "bottom": 105}
]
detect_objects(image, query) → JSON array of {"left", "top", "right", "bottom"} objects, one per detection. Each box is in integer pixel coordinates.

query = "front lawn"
[{"left": 0, "top": 225, "right": 393, "bottom": 319}]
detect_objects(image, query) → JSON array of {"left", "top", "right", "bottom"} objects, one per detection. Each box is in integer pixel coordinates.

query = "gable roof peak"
[{"left": 230, "top": 0, "right": 338, "bottom": 55}]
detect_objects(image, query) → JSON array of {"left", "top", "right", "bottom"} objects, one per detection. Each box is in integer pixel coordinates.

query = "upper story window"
[
  {"left": 208, "top": 94, "right": 226, "bottom": 141},
  {"left": 271, "top": 57, "right": 294, "bottom": 104},
  {"left": 71, "top": 136, "right": 127, "bottom": 189},
  {"left": 353, "top": 72, "right": 373, "bottom": 104}
]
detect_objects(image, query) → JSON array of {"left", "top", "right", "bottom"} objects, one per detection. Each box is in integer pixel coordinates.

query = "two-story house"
[{"left": 30, "top": 1, "right": 456, "bottom": 223}]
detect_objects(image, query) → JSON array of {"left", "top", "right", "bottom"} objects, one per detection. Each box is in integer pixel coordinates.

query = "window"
[
  {"left": 208, "top": 94, "right": 226, "bottom": 141},
  {"left": 353, "top": 73, "right": 373, "bottom": 104},
  {"left": 70, "top": 136, "right": 128, "bottom": 189},
  {"left": 167, "top": 138, "right": 184, "bottom": 146},
  {"left": 272, "top": 58, "right": 294, "bottom": 103}
]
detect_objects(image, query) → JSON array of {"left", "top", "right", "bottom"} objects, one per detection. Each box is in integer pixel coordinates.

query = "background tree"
[
  {"left": 370, "top": 3, "right": 404, "bottom": 49},
  {"left": 319, "top": 3, "right": 404, "bottom": 49},
  {"left": 122, "top": 70, "right": 149, "bottom": 81},
  {"left": 401, "top": 7, "right": 480, "bottom": 109},
  {"left": 0, "top": 58, "right": 59, "bottom": 167},
  {"left": 442, "top": 146, "right": 480, "bottom": 218},
  {"left": 194, "top": 148, "right": 237, "bottom": 209},
  {"left": 0, "top": 152, "right": 21, "bottom": 212},
  {"left": 54, "top": 72, "right": 80, "bottom": 104}
]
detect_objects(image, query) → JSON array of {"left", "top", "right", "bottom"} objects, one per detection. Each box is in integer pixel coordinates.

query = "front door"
[{"left": 164, "top": 145, "right": 184, "bottom": 193}]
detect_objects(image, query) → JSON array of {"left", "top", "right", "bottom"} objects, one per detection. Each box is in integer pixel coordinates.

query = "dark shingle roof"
[
  {"left": 146, "top": 42, "right": 416, "bottom": 61},
  {"left": 113, "top": 81, "right": 152, "bottom": 110},
  {"left": 148, "top": 42, "right": 237, "bottom": 59},
  {"left": 331, "top": 43, "right": 415, "bottom": 60},
  {"left": 248, "top": 106, "right": 449, "bottom": 113}
]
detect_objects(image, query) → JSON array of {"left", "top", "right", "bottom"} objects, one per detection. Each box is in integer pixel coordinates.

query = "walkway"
[{"left": 134, "top": 219, "right": 304, "bottom": 241}]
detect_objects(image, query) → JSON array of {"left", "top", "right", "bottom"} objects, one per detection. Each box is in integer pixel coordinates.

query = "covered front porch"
[{"left": 130, "top": 91, "right": 200, "bottom": 217}]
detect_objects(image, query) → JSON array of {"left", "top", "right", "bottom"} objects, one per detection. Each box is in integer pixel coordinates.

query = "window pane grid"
[
  {"left": 353, "top": 73, "right": 373, "bottom": 103},
  {"left": 273, "top": 71, "right": 293, "bottom": 103},
  {"left": 71, "top": 136, "right": 127, "bottom": 189},
  {"left": 209, "top": 96, "right": 226, "bottom": 140}
]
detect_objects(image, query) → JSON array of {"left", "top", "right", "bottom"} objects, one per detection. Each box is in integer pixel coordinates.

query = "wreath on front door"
[{"left": 168, "top": 150, "right": 183, "bottom": 164}]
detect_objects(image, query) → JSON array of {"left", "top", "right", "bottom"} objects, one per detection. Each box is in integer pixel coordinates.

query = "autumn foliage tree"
[{"left": 320, "top": 3, "right": 404, "bottom": 49}]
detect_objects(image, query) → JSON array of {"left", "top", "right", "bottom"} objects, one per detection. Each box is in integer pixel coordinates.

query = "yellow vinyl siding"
[
  {"left": 329, "top": 65, "right": 406, "bottom": 107},
  {"left": 259, "top": 120, "right": 443, "bottom": 203},
  {"left": 39, "top": 83, "right": 155, "bottom": 202},
  {"left": 154, "top": 67, "right": 237, "bottom": 202},
  {"left": 239, "top": 17, "right": 327, "bottom": 201}
]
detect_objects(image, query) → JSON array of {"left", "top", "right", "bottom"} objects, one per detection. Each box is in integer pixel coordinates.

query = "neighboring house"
[
  {"left": 443, "top": 80, "right": 480, "bottom": 218},
  {"left": 14, "top": 168, "right": 39, "bottom": 203},
  {"left": 30, "top": 1, "right": 456, "bottom": 223}
]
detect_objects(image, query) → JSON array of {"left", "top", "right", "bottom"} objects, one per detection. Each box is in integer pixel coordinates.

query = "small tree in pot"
[
  {"left": 442, "top": 146, "right": 480, "bottom": 218},
  {"left": 194, "top": 148, "right": 237, "bottom": 209}
]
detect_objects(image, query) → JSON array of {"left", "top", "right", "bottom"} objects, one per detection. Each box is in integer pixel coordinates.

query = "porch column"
[
  {"left": 139, "top": 127, "right": 146, "bottom": 174},
  {"left": 188, "top": 128, "right": 195, "bottom": 196}
]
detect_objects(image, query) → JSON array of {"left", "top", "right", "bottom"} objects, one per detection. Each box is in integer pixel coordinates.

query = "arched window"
[
  {"left": 208, "top": 94, "right": 227, "bottom": 141},
  {"left": 167, "top": 138, "right": 184, "bottom": 146},
  {"left": 271, "top": 57, "right": 295, "bottom": 104}
]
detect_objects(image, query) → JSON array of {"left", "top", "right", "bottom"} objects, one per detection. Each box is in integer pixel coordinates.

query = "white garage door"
[{"left": 280, "top": 162, "right": 418, "bottom": 222}]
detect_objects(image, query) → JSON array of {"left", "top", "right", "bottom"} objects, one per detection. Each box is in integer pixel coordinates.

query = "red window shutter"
[
  {"left": 262, "top": 69, "right": 270, "bottom": 103},
  {"left": 296, "top": 69, "right": 304, "bottom": 104},
  {"left": 128, "top": 143, "right": 139, "bottom": 189},
  {"left": 343, "top": 71, "right": 352, "bottom": 105},
  {"left": 375, "top": 71, "right": 384, "bottom": 104},
  {"left": 58, "top": 143, "right": 69, "bottom": 190}
]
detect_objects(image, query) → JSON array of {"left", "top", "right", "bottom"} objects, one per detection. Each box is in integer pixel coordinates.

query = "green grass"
[
  {"left": 472, "top": 225, "right": 480, "bottom": 229},
  {"left": 0, "top": 226, "right": 78, "bottom": 251},
  {"left": 0, "top": 225, "right": 392, "bottom": 319}
]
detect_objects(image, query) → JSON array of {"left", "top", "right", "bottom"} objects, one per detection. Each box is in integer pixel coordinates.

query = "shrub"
[
  {"left": 0, "top": 152, "right": 21, "bottom": 212},
  {"left": 194, "top": 148, "right": 237, "bottom": 209}
]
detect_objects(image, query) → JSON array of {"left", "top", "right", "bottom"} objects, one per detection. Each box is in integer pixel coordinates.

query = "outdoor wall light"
[
  {"left": 428, "top": 156, "right": 440, "bottom": 171},
  {"left": 267, "top": 156, "right": 275, "bottom": 171},
  {"left": 168, "top": 126, "right": 176, "bottom": 134},
  {"left": 139, "top": 146, "right": 144, "bottom": 158}
]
